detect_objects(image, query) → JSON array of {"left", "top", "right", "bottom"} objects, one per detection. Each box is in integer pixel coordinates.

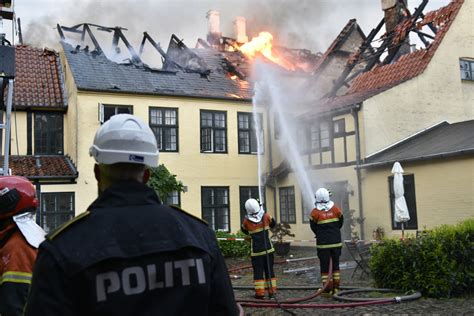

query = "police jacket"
[
  {"left": 241, "top": 214, "right": 275, "bottom": 256},
  {"left": 309, "top": 205, "right": 344, "bottom": 249},
  {"left": 0, "top": 223, "right": 37, "bottom": 316},
  {"left": 24, "top": 181, "right": 238, "bottom": 316}
]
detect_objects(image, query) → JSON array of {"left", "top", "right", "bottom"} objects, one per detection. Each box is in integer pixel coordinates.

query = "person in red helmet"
[{"left": 0, "top": 176, "right": 45, "bottom": 316}]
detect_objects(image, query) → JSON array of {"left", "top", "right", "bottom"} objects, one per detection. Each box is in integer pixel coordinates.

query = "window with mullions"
[
  {"left": 202, "top": 187, "right": 229, "bottom": 231},
  {"left": 163, "top": 190, "right": 180, "bottom": 207},
  {"left": 201, "top": 111, "right": 227, "bottom": 153},
  {"left": 99, "top": 104, "right": 133, "bottom": 123},
  {"left": 389, "top": 174, "right": 418, "bottom": 230},
  {"left": 34, "top": 112, "right": 63, "bottom": 155},
  {"left": 279, "top": 186, "right": 296, "bottom": 224},
  {"left": 149, "top": 107, "right": 178, "bottom": 152},
  {"left": 310, "top": 121, "right": 331, "bottom": 152},
  {"left": 39, "top": 192, "right": 74, "bottom": 234},
  {"left": 459, "top": 58, "right": 474, "bottom": 81},
  {"left": 238, "top": 112, "right": 263, "bottom": 154},
  {"left": 333, "top": 119, "right": 346, "bottom": 137}
]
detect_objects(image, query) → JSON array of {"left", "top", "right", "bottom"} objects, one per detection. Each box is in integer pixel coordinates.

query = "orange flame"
[
  {"left": 230, "top": 75, "right": 237, "bottom": 80},
  {"left": 238, "top": 31, "right": 296, "bottom": 71}
]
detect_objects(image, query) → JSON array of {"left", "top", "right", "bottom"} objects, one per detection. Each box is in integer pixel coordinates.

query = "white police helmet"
[
  {"left": 315, "top": 188, "right": 334, "bottom": 211},
  {"left": 89, "top": 114, "right": 159, "bottom": 167},
  {"left": 245, "top": 198, "right": 264, "bottom": 223}
]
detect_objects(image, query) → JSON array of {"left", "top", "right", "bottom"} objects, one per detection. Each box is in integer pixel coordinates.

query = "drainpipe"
[{"left": 351, "top": 103, "right": 365, "bottom": 239}]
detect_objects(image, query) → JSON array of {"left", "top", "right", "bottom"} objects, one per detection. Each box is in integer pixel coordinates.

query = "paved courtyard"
[{"left": 226, "top": 246, "right": 474, "bottom": 315}]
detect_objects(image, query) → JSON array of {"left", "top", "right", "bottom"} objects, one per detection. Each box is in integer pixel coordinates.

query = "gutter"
[{"left": 77, "top": 87, "right": 253, "bottom": 103}]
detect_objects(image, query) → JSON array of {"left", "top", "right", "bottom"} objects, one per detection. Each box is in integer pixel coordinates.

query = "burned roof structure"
[
  {"left": 58, "top": 23, "right": 252, "bottom": 101},
  {"left": 309, "top": 0, "right": 464, "bottom": 115}
]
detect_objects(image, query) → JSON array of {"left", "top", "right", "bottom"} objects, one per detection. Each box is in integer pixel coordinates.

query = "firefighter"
[
  {"left": 309, "top": 188, "right": 343, "bottom": 295},
  {"left": 241, "top": 198, "right": 277, "bottom": 299},
  {"left": 0, "top": 176, "right": 45, "bottom": 316},
  {"left": 24, "top": 114, "right": 238, "bottom": 316}
]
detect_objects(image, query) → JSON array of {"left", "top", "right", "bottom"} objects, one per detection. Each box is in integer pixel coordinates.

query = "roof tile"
[
  {"left": 1, "top": 155, "right": 78, "bottom": 179},
  {"left": 12, "top": 45, "right": 66, "bottom": 108}
]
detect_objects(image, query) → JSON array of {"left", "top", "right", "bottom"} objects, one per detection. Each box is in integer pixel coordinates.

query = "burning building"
[{"left": 2, "top": 0, "right": 472, "bottom": 237}]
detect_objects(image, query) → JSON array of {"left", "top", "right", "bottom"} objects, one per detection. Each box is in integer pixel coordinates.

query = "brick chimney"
[{"left": 381, "top": 0, "right": 410, "bottom": 59}]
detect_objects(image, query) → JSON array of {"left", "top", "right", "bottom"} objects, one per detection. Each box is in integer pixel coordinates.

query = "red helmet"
[{"left": 0, "top": 176, "right": 38, "bottom": 220}]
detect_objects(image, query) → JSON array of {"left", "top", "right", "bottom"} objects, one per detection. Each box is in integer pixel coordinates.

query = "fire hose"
[{"left": 233, "top": 256, "right": 421, "bottom": 311}]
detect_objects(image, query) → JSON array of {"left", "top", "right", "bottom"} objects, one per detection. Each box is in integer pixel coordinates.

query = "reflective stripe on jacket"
[
  {"left": 309, "top": 205, "right": 344, "bottom": 249},
  {"left": 0, "top": 228, "right": 37, "bottom": 316},
  {"left": 242, "top": 214, "right": 276, "bottom": 256}
]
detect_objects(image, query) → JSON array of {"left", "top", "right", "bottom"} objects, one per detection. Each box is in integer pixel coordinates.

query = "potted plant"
[{"left": 270, "top": 222, "right": 295, "bottom": 256}]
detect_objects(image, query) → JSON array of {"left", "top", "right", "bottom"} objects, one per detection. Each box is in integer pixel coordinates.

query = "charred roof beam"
[
  {"left": 382, "top": 0, "right": 429, "bottom": 65},
  {"left": 139, "top": 32, "right": 167, "bottom": 59},
  {"left": 413, "top": 29, "right": 434, "bottom": 47},
  {"left": 112, "top": 27, "right": 142, "bottom": 65},
  {"left": 57, "top": 23, "right": 103, "bottom": 54},
  {"left": 328, "top": 17, "right": 385, "bottom": 97}
]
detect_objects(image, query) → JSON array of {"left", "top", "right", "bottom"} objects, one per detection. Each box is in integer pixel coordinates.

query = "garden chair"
[{"left": 344, "top": 240, "right": 371, "bottom": 279}]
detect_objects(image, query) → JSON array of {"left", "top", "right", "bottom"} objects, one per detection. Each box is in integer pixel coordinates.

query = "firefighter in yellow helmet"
[{"left": 241, "top": 198, "right": 277, "bottom": 299}]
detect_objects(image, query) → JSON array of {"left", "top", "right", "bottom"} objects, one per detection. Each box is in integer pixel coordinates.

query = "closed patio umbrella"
[{"left": 391, "top": 162, "right": 410, "bottom": 238}]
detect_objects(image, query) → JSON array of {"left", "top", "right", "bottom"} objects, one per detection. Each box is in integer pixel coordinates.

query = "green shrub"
[
  {"left": 370, "top": 219, "right": 474, "bottom": 298},
  {"left": 215, "top": 231, "right": 251, "bottom": 258}
]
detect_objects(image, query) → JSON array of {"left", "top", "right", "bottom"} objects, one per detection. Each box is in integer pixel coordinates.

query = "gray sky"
[{"left": 3, "top": 0, "right": 450, "bottom": 54}]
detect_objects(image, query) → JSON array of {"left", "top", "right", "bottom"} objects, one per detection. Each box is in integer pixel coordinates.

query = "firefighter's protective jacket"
[
  {"left": 241, "top": 214, "right": 276, "bottom": 256},
  {"left": 24, "top": 181, "right": 237, "bottom": 316},
  {"left": 0, "top": 223, "right": 37, "bottom": 316},
  {"left": 309, "top": 205, "right": 344, "bottom": 248}
]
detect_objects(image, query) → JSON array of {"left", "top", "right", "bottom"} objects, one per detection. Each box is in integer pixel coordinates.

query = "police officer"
[
  {"left": 25, "top": 114, "right": 238, "bottom": 315},
  {"left": 309, "top": 188, "right": 344, "bottom": 295},
  {"left": 0, "top": 176, "right": 45, "bottom": 316}
]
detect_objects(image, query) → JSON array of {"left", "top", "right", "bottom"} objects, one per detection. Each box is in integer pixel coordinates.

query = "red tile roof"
[
  {"left": 13, "top": 45, "right": 66, "bottom": 108},
  {"left": 315, "top": 0, "right": 464, "bottom": 113},
  {"left": 1, "top": 155, "right": 78, "bottom": 179}
]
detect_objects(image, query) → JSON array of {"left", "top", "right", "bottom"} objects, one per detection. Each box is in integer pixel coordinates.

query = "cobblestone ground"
[{"left": 226, "top": 246, "right": 474, "bottom": 315}]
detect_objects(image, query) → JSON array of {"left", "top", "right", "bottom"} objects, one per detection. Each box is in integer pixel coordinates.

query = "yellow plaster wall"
[
  {"left": 61, "top": 53, "right": 79, "bottom": 162},
  {"left": 361, "top": 157, "right": 474, "bottom": 239},
  {"left": 8, "top": 111, "right": 27, "bottom": 155},
  {"left": 72, "top": 91, "right": 262, "bottom": 233},
  {"left": 361, "top": 0, "right": 474, "bottom": 156}
]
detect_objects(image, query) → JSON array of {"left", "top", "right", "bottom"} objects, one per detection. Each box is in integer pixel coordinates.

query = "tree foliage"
[{"left": 147, "top": 164, "right": 184, "bottom": 202}]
